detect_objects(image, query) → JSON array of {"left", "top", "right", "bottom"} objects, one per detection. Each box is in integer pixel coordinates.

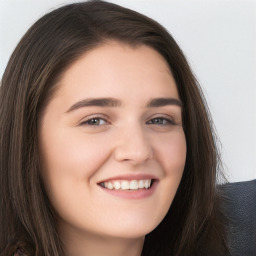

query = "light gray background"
[{"left": 0, "top": 0, "right": 255, "bottom": 182}]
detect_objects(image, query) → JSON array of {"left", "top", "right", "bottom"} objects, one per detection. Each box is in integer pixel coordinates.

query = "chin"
[{"left": 99, "top": 216, "right": 162, "bottom": 240}]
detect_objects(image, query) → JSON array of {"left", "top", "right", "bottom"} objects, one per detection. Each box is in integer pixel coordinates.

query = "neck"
[{"left": 61, "top": 228, "right": 145, "bottom": 256}]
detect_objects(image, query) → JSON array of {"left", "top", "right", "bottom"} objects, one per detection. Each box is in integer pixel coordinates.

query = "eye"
[
  {"left": 80, "top": 117, "right": 109, "bottom": 126},
  {"left": 146, "top": 117, "right": 175, "bottom": 125}
]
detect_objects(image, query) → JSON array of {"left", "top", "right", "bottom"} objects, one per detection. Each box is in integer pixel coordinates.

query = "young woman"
[{"left": 0, "top": 1, "right": 230, "bottom": 255}]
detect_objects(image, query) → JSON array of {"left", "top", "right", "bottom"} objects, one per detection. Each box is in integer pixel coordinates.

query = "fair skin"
[{"left": 39, "top": 41, "right": 186, "bottom": 256}]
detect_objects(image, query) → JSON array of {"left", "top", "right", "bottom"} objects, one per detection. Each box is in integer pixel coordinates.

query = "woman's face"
[{"left": 39, "top": 42, "right": 186, "bottom": 241}]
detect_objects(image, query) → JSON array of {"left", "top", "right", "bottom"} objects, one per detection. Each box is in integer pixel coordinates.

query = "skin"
[{"left": 39, "top": 41, "right": 187, "bottom": 256}]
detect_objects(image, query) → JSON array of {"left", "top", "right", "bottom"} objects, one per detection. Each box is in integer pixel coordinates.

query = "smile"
[{"left": 99, "top": 179, "right": 152, "bottom": 190}]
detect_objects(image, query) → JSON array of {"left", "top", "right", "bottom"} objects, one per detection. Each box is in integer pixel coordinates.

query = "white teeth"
[
  {"left": 145, "top": 179, "right": 151, "bottom": 189},
  {"left": 130, "top": 180, "right": 139, "bottom": 190},
  {"left": 113, "top": 181, "right": 121, "bottom": 190},
  {"left": 101, "top": 179, "right": 152, "bottom": 190},
  {"left": 107, "top": 182, "right": 113, "bottom": 190},
  {"left": 138, "top": 180, "right": 144, "bottom": 188},
  {"left": 121, "top": 181, "right": 129, "bottom": 190}
]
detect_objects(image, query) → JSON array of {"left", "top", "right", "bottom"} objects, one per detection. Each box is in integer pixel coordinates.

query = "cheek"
[
  {"left": 39, "top": 128, "right": 113, "bottom": 207},
  {"left": 143, "top": 130, "right": 186, "bottom": 227},
  {"left": 158, "top": 131, "right": 186, "bottom": 205},
  {"left": 40, "top": 129, "right": 110, "bottom": 178},
  {"left": 154, "top": 130, "right": 187, "bottom": 175},
  {"left": 39, "top": 129, "right": 113, "bottom": 219}
]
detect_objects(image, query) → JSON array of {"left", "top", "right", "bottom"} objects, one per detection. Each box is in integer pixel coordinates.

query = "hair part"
[{"left": 0, "top": 1, "right": 229, "bottom": 255}]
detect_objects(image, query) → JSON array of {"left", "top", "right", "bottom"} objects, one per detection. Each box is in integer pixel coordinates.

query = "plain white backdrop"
[{"left": 0, "top": 0, "right": 255, "bottom": 182}]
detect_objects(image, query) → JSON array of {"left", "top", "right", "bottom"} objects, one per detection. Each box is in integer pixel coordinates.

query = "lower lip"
[{"left": 98, "top": 181, "right": 158, "bottom": 200}]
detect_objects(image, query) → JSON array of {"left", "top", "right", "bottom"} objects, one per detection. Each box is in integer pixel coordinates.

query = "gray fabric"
[{"left": 220, "top": 179, "right": 256, "bottom": 256}]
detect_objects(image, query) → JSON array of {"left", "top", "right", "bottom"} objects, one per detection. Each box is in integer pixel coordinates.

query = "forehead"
[{"left": 53, "top": 41, "right": 179, "bottom": 103}]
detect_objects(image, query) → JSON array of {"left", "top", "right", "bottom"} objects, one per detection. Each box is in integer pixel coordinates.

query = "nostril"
[{"left": 114, "top": 145, "right": 154, "bottom": 164}]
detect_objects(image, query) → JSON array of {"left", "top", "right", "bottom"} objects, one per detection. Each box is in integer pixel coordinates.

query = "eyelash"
[
  {"left": 80, "top": 116, "right": 109, "bottom": 126},
  {"left": 146, "top": 117, "right": 176, "bottom": 126},
  {"left": 79, "top": 116, "right": 176, "bottom": 126}
]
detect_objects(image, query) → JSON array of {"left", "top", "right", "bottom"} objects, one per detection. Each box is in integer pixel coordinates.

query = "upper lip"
[{"left": 97, "top": 174, "right": 158, "bottom": 184}]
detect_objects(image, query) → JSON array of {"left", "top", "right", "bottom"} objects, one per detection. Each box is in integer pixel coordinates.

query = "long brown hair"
[{"left": 0, "top": 1, "right": 229, "bottom": 255}]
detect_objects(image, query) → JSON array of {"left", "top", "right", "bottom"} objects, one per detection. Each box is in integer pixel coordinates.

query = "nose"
[{"left": 113, "top": 125, "right": 153, "bottom": 165}]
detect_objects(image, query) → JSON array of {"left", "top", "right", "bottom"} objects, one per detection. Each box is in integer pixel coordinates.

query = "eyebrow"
[
  {"left": 66, "top": 98, "right": 122, "bottom": 113},
  {"left": 146, "top": 97, "right": 182, "bottom": 108},
  {"left": 65, "top": 97, "right": 182, "bottom": 113}
]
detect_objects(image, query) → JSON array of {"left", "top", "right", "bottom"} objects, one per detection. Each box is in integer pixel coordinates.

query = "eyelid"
[
  {"left": 146, "top": 114, "right": 176, "bottom": 125},
  {"left": 77, "top": 113, "right": 180, "bottom": 127},
  {"left": 78, "top": 114, "right": 110, "bottom": 126}
]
